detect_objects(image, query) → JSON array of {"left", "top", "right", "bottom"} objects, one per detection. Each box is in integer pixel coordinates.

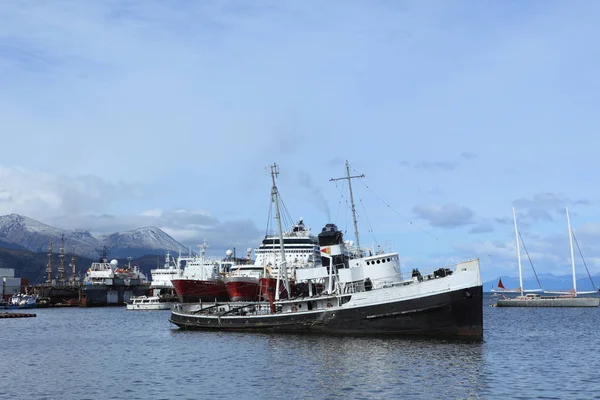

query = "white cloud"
[
  {"left": 0, "top": 167, "right": 263, "bottom": 253},
  {"left": 48, "top": 209, "right": 263, "bottom": 254},
  {"left": 140, "top": 209, "right": 163, "bottom": 217},
  {"left": 0, "top": 166, "right": 143, "bottom": 218},
  {"left": 2, "top": 1, "right": 600, "bottom": 281},
  {"left": 452, "top": 229, "right": 600, "bottom": 277},
  {"left": 512, "top": 193, "right": 592, "bottom": 223},
  {"left": 412, "top": 203, "right": 475, "bottom": 228}
]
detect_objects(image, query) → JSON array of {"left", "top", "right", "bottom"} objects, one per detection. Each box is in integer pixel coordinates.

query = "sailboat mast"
[
  {"left": 566, "top": 207, "right": 577, "bottom": 294},
  {"left": 70, "top": 247, "right": 77, "bottom": 280},
  {"left": 46, "top": 241, "right": 53, "bottom": 283},
  {"left": 271, "top": 163, "right": 290, "bottom": 300},
  {"left": 330, "top": 160, "right": 364, "bottom": 249},
  {"left": 512, "top": 208, "right": 524, "bottom": 297},
  {"left": 58, "top": 234, "right": 65, "bottom": 281}
]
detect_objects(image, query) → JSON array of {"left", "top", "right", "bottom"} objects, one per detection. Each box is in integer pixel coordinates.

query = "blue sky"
[{"left": 1, "top": 0, "right": 600, "bottom": 282}]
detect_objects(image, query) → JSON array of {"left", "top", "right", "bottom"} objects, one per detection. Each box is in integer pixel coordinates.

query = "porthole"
[
  {"left": 387, "top": 258, "right": 391, "bottom": 262},
  {"left": 377, "top": 260, "right": 380, "bottom": 264}
]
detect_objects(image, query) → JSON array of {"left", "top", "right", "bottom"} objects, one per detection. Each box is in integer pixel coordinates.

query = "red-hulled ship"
[
  {"left": 172, "top": 245, "right": 251, "bottom": 303},
  {"left": 258, "top": 276, "right": 294, "bottom": 301},
  {"left": 224, "top": 264, "right": 265, "bottom": 301},
  {"left": 171, "top": 278, "right": 228, "bottom": 303}
]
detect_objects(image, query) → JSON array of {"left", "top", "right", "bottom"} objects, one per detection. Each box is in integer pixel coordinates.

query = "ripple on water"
[{"left": 2, "top": 298, "right": 600, "bottom": 399}]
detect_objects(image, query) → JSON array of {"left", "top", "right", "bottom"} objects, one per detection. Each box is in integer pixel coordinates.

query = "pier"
[{"left": 0, "top": 312, "right": 36, "bottom": 318}]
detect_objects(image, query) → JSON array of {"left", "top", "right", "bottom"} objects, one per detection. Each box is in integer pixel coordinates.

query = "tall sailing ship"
[{"left": 34, "top": 236, "right": 81, "bottom": 306}]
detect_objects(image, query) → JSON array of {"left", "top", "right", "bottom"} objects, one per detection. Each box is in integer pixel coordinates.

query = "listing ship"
[
  {"left": 80, "top": 248, "right": 150, "bottom": 307},
  {"left": 170, "top": 162, "right": 483, "bottom": 338}
]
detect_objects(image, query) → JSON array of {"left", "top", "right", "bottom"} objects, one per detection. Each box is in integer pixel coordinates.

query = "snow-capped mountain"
[
  {"left": 100, "top": 227, "right": 186, "bottom": 258},
  {"left": 0, "top": 213, "right": 187, "bottom": 259}
]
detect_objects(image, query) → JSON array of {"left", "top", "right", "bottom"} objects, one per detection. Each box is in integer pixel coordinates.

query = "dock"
[{"left": 0, "top": 312, "right": 37, "bottom": 318}]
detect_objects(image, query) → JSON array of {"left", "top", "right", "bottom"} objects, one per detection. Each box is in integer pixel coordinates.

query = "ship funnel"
[{"left": 318, "top": 223, "right": 348, "bottom": 270}]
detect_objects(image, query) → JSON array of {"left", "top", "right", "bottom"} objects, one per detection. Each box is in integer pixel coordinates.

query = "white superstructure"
[
  {"left": 126, "top": 295, "right": 177, "bottom": 310},
  {"left": 254, "top": 218, "right": 322, "bottom": 275},
  {"left": 149, "top": 252, "right": 180, "bottom": 289},
  {"left": 174, "top": 242, "right": 239, "bottom": 281},
  {"left": 84, "top": 257, "right": 147, "bottom": 285}
]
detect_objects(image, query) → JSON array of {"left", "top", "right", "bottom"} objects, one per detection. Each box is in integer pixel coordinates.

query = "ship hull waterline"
[
  {"left": 172, "top": 279, "right": 229, "bottom": 303},
  {"left": 126, "top": 302, "right": 178, "bottom": 311},
  {"left": 225, "top": 277, "right": 261, "bottom": 302},
  {"left": 80, "top": 284, "right": 150, "bottom": 307},
  {"left": 496, "top": 297, "right": 600, "bottom": 307},
  {"left": 170, "top": 285, "right": 483, "bottom": 338}
]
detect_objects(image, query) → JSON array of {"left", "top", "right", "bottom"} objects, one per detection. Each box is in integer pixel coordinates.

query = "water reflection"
[{"left": 5, "top": 302, "right": 600, "bottom": 400}]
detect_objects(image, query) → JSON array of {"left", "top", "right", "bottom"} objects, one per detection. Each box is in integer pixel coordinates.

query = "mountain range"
[
  {"left": 2, "top": 213, "right": 598, "bottom": 291},
  {"left": 0, "top": 213, "right": 187, "bottom": 260}
]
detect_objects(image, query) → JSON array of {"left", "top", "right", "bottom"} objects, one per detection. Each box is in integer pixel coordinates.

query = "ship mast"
[
  {"left": 198, "top": 240, "right": 207, "bottom": 260},
  {"left": 512, "top": 208, "right": 524, "bottom": 297},
  {"left": 70, "top": 246, "right": 77, "bottom": 280},
  {"left": 46, "top": 241, "right": 53, "bottom": 283},
  {"left": 330, "top": 160, "right": 364, "bottom": 250},
  {"left": 58, "top": 234, "right": 65, "bottom": 281},
  {"left": 566, "top": 207, "right": 577, "bottom": 295},
  {"left": 272, "top": 163, "right": 290, "bottom": 300}
]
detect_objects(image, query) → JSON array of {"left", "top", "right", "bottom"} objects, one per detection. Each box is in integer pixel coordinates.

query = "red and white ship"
[
  {"left": 172, "top": 243, "right": 242, "bottom": 303},
  {"left": 224, "top": 263, "right": 264, "bottom": 302}
]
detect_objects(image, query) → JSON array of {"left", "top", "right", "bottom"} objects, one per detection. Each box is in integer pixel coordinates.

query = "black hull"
[
  {"left": 81, "top": 284, "right": 150, "bottom": 307},
  {"left": 33, "top": 283, "right": 83, "bottom": 306},
  {"left": 170, "top": 285, "right": 483, "bottom": 338},
  {"left": 38, "top": 288, "right": 80, "bottom": 305}
]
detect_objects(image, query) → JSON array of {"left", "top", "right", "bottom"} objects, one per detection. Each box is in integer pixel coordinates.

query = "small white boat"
[
  {"left": 126, "top": 295, "right": 177, "bottom": 310},
  {"left": 8, "top": 293, "right": 36, "bottom": 309}
]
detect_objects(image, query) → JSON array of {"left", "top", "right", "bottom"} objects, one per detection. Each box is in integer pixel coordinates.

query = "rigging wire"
[
  {"left": 345, "top": 160, "right": 440, "bottom": 242},
  {"left": 518, "top": 230, "right": 543, "bottom": 290},
  {"left": 263, "top": 170, "right": 298, "bottom": 238},
  {"left": 357, "top": 194, "right": 378, "bottom": 246},
  {"left": 264, "top": 192, "right": 274, "bottom": 237},
  {"left": 571, "top": 230, "right": 598, "bottom": 291},
  {"left": 332, "top": 180, "right": 350, "bottom": 237},
  {"left": 278, "top": 192, "right": 296, "bottom": 231},
  {"left": 355, "top": 174, "right": 440, "bottom": 241},
  {"left": 334, "top": 180, "right": 346, "bottom": 223}
]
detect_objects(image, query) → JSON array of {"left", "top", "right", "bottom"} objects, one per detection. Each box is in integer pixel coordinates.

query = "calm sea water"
[{"left": 2, "top": 294, "right": 600, "bottom": 400}]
